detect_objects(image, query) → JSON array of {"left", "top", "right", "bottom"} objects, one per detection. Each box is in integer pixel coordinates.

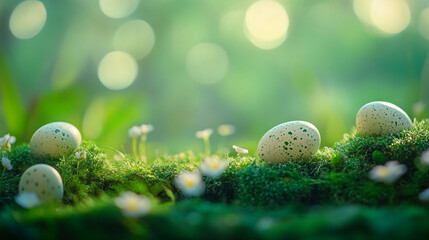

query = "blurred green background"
[{"left": 0, "top": 0, "right": 428, "bottom": 155}]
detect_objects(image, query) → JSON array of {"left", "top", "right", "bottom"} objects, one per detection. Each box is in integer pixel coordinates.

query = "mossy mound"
[
  {"left": 1, "top": 120, "right": 429, "bottom": 239},
  {"left": 1, "top": 120, "right": 429, "bottom": 207}
]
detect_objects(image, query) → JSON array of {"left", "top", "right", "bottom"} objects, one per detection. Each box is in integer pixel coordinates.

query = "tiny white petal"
[
  {"left": 140, "top": 124, "right": 154, "bottom": 134},
  {"left": 15, "top": 192, "right": 40, "bottom": 209},
  {"left": 217, "top": 124, "right": 235, "bottom": 136},
  {"left": 8, "top": 136, "right": 16, "bottom": 145},
  {"left": 200, "top": 156, "right": 228, "bottom": 178},
  {"left": 1, "top": 157, "right": 13, "bottom": 170},
  {"left": 369, "top": 160, "right": 406, "bottom": 184},
  {"left": 233, "top": 145, "right": 248, "bottom": 155},
  {"left": 115, "top": 191, "right": 151, "bottom": 218},
  {"left": 421, "top": 150, "right": 429, "bottom": 166},
  {"left": 128, "top": 126, "right": 142, "bottom": 138},
  {"left": 195, "top": 129, "right": 213, "bottom": 139},
  {"left": 174, "top": 171, "right": 205, "bottom": 197},
  {"left": 419, "top": 188, "right": 429, "bottom": 201}
]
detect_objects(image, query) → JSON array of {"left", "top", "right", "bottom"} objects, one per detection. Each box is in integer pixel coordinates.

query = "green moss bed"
[{"left": 2, "top": 120, "right": 429, "bottom": 239}]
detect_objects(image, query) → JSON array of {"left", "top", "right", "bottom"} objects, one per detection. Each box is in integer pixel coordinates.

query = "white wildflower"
[
  {"left": 0, "top": 134, "right": 16, "bottom": 150},
  {"left": 75, "top": 151, "right": 87, "bottom": 160},
  {"left": 128, "top": 126, "right": 142, "bottom": 138},
  {"left": 421, "top": 150, "right": 429, "bottom": 166},
  {"left": 174, "top": 171, "right": 205, "bottom": 197},
  {"left": 369, "top": 160, "right": 407, "bottom": 184},
  {"left": 419, "top": 188, "right": 429, "bottom": 201},
  {"left": 217, "top": 124, "right": 235, "bottom": 136},
  {"left": 195, "top": 129, "right": 213, "bottom": 140},
  {"left": 233, "top": 145, "right": 248, "bottom": 156},
  {"left": 114, "top": 192, "right": 151, "bottom": 218},
  {"left": 15, "top": 192, "right": 41, "bottom": 209},
  {"left": 2, "top": 157, "right": 12, "bottom": 170},
  {"left": 140, "top": 124, "right": 154, "bottom": 134},
  {"left": 200, "top": 156, "right": 228, "bottom": 178}
]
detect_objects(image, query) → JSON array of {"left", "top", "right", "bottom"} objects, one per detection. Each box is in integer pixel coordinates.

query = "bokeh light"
[
  {"left": 219, "top": 11, "right": 244, "bottom": 40},
  {"left": 186, "top": 43, "right": 229, "bottom": 84},
  {"left": 9, "top": 0, "right": 47, "bottom": 39},
  {"left": 419, "top": 8, "right": 429, "bottom": 41},
  {"left": 99, "top": 0, "right": 139, "bottom": 19},
  {"left": 370, "top": 0, "right": 410, "bottom": 34},
  {"left": 353, "top": 0, "right": 373, "bottom": 24},
  {"left": 245, "top": 0, "right": 289, "bottom": 50},
  {"left": 113, "top": 20, "right": 155, "bottom": 60},
  {"left": 97, "top": 51, "right": 138, "bottom": 90}
]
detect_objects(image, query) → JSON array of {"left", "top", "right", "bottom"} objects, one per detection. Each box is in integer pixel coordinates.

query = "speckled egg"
[
  {"left": 356, "top": 101, "right": 412, "bottom": 136},
  {"left": 19, "top": 164, "right": 63, "bottom": 203},
  {"left": 30, "top": 122, "right": 82, "bottom": 159},
  {"left": 258, "top": 121, "right": 321, "bottom": 164}
]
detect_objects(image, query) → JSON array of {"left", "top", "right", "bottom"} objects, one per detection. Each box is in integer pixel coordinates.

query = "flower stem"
[
  {"left": 132, "top": 138, "right": 139, "bottom": 161},
  {"left": 204, "top": 138, "right": 211, "bottom": 157},
  {"left": 139, "top": 134, "right": 147, "bottom": 163}
]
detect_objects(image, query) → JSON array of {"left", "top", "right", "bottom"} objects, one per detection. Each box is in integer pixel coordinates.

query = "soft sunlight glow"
[
  {"left": 219, "top": 11, "right": 244, "bottom": 39},
  {"left": 370, "top": 0, "right": 410, "bottom": 34},
  {"left": 186, "top": 43, "right": 229, "bottom": 84},
  {"left": 353, "top": 0, "right": 373, "bottom": 24},
  {"left": 245, "top": 0, "right": 289, "bottom": 50},
  {"left": 419, "top": 8, "right": 429, "bottom": 41},
  {"left": 99, "top": 0, "right": 139, "bottom": 19},
  {"left": 97, "top": 51, "right": 138, "bottom": 90},
  {"left": 9, "top": 0, "right": 47, "bottom": 39},
  {"left": 113, "top": 20, "right": 155, "bottom": 60}
]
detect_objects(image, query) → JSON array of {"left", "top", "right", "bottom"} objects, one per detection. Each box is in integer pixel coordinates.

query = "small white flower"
[
  {"left": 233, "top": 145, "right": 248, "bottom": 155},
  {"left": 0, "top": 134, "right": 16, "bottom": 150},
  {"left": 175, "top": 171, "right": 205, "bottom": 197},
  {"left": 114, "top": 192, "right": 151, "bottom": 218},
  {"left": 75, "top": 151, "right": 87, "bottom": 160},
  {"left": 15, "top": 192, "right": 41, "bottom": 209},
  {"left": 200, "top": 156, "right": 228, "bottom": 178},
  {"left": 1, "top": 157, "right": 12, "bottom": 170},
  {"left": 128, "top": 126, "right": 142, "bottom": 138},
  {"left": 369, "top": 160, "right": 407, "bottom": 184},
  {"left": 195, "top": 129, "right": 213, "bottom": 140},
  {"left": 419, "top": 188, "right": 429, "bottom": 201},
  {"left": 421, "top": 150, "right": 429, "bottom": 166},
  {"left": 217, "top": 124, "right": 235, "bottom": 136},
  {"left": 140, "top": 124, "right": 154, "bottom": 134}
]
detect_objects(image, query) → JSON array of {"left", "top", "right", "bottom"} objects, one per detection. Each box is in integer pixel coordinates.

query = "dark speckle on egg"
[
  {"left": 30, "top": 122, "right": 82, "bottom": 159},
  {"left": 257, "top": 121, "right": 321, "bottom": 164},
  {"left": 356, "top": 101, "right": 412, "bottom": 136}
]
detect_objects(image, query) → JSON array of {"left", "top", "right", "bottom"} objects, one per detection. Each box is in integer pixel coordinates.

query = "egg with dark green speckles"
[
  {"left": 30, "top": 122, "right": 82, "bottom": 159},
  {"left": 19, "top": 164, "right": 63, "bottom": 203},
  {"left": 258, "top": 121, "right": 321, "bottom": 164},
  {"left": 356, "top": 101, "right": 412, "bottom": 136}
]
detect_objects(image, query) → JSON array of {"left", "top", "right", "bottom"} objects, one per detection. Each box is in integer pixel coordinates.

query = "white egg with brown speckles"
[
  {"left": 30, "top": 122, "right": 82, "bottom": 159},
  {"left": 19, "top": 164, "right": 63, "bottom": 203},
  {"left": 258, "top": 121, "right": 321, "bottom": 164},
  {"left": 356, "top": 101, "right": 412, "bottom": 136}
]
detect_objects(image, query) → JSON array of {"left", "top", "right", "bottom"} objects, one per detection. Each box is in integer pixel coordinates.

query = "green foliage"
[
  {"left": 1, "top": 121, "right": 429, "bottom": 238},
  {"left": 2, "top": 120, "right": 429, "bottom": 207},
  {"left": 372, "top": 150, "right": 388, "bottom": 164},
  {"left": 2, "top": 199, "right": 429, "bottom": 240}
]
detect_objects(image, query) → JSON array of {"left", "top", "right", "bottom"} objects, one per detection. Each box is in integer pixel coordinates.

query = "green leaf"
[{"left": 0, "top": 49, "right": 26, "bottom": 138}]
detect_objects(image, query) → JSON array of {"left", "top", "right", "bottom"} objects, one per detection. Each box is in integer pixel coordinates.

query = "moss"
[
  {"left": 2, "top": 121, "right": 429, "bottom": 238},
  {"left": 2, "top": 199, "right": 429, "bottom": 240},
  {"left": 2, "top": 120, "right": 429, "bottom": 208}
]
